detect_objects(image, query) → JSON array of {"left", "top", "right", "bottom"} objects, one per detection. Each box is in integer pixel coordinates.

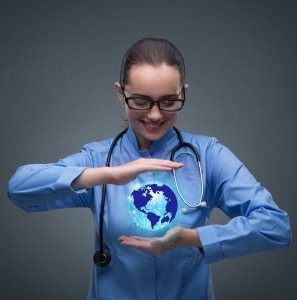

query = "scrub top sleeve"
[
  {"left": 55, "top": 165, "right": 89, "bottom": 195},
  {"left": 7, "top": 164, "right": 89, "bottom": 212},
  {"left": 7, "top": 141, "right": 108, "bottom": 212},
  {"left": 196, "top": 225, "right": 224, "bottom": 264},
  {"left": 196, "top": 141, "right": 291, "bottom": 264}
]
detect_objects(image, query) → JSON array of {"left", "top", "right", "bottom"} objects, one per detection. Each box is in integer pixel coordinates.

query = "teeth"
[{"left": 146, "top": 123, "right": 161, "bottom": 129}]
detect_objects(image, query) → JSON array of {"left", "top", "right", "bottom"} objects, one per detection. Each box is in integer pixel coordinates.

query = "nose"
[{"left": 146, "top": 102, "right": 162, "bottom": 120}]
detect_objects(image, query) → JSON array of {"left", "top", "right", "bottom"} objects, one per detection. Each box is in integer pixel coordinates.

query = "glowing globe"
[{"left": 129, "top": 183, "right": 178, "bottom": 234}]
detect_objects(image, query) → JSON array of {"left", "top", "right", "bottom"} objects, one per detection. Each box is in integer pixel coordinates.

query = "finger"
[
  {"left": 118, "top": 235, "right": 156, "bottom": 248},
  {"left": 118, "top": 235, "right": 149, "bottom": 243},
  {"left": 146, "top": 161, "right": 183, "bottom": 172},
  {"left": 118, "top": 235, "right": 140, "bottom": 241},
  {"left": 119, "top": 238, "right": 149, "bottom": 249},
  {"left": 151, "top": 159, "right": 183, "bottom": 169}
]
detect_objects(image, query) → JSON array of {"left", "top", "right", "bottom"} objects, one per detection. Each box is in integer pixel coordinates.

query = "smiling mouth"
[{"left": 143, "top": 121, "right": 164, "bottom": 130}]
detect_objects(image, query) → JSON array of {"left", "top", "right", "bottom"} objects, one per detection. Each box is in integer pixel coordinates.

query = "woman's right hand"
[
  {"left": 71, "top": 158, "right": 183, "bottom": 190},
  {"left": 110, "top": 158, "right": 183, "bottom": 185}
]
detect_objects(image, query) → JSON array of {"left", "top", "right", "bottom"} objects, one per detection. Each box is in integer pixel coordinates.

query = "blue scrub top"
[{"left": 7, "top": 125, "right": 291, "bottom": 300}]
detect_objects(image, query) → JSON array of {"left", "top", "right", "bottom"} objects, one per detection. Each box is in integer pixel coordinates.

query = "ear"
[
  {"left": 114, "top": 82, "right": 125, "bottom": 104},
  {"left": 184, "top": 83, "right": 189, "bottom": 92}
]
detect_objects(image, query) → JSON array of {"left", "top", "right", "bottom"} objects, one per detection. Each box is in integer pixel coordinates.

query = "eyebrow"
[{"left": 129, "top": 93, "right": 180, "bottom": 100}]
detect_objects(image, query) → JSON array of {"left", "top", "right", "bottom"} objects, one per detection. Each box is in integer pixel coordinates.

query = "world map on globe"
[{"left": 129, "top": 183, "right": 178, "bottom": 232}]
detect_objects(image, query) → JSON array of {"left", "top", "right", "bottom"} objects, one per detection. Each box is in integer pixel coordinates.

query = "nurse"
[{"left": 7, "top": 37, "right": 291, "bottom": 300}]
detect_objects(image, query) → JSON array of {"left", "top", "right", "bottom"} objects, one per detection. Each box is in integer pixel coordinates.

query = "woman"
[{"left": 7, "top": 38, "right": 291, "bottom": 300}]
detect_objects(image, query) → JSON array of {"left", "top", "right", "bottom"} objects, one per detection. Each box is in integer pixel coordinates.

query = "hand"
[
  {"left": 110, "top": 158, "right": 183, "bottom": 185},
  {"left": 72, "top": 158, "right": 183, "bottom": 190},
  {"left": 118, "top": 226, "right": 184, "bottom": 255}
]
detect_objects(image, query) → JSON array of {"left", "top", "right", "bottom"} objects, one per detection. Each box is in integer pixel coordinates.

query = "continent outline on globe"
[{"left": 129, "top": 183, "right": 178, "bottom": 231}]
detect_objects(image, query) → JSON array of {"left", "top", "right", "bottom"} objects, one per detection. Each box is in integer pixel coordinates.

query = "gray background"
[{"left": 1, "top": 1, "right": 296, "bottom": 299}]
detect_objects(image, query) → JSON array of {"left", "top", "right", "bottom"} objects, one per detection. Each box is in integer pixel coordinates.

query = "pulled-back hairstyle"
[{"left": 120, "top": 38, "right": 185, "bottom": 87}]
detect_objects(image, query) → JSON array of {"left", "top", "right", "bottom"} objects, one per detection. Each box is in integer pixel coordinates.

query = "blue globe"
[{"left": 129, "top": 183, "right": 178, "bottom": 232}]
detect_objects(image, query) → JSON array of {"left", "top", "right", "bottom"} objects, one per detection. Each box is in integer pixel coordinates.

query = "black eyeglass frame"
[{"left": 121, "top": 86, "right": 186, "bottom": 112}]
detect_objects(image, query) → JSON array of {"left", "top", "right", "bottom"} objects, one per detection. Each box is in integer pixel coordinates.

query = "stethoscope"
[{"left": 93, "top": 127, "right": 206, "bottom": 268}]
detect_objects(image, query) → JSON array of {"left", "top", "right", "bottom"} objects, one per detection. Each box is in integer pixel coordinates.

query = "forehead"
[{"left": 125, "top": 64, "right": 181, "bottom": 96}]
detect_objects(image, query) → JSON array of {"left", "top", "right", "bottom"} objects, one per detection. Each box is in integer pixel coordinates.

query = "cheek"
[
  {"left": 170, "top": 112, "right": 179, "bottom": 124},
  {"left": 125, "top": 107, "right": 139, "bottom": 123}
]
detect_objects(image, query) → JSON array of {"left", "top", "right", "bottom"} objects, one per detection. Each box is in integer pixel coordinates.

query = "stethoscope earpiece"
[{"left": 93, "top": 249, "right": 111, "bottom": 268}]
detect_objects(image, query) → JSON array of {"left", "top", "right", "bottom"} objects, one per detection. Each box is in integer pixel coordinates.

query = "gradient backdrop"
[{"left": 1, "top": 1, "right": 296, "bottom": 299}]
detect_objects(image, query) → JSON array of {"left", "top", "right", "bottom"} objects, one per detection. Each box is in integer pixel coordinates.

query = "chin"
[{"left": 143, "top": 129, "right": 168, "bottom": 142}]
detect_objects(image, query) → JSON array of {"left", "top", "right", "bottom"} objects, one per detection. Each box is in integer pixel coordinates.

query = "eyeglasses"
[{"left": 121, "top": 87, "right": 185, "bottom": 112}]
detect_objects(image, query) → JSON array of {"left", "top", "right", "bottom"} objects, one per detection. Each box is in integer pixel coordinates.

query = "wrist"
[{"left": 179, "top": 227, "right": 202, "bottom": 248}]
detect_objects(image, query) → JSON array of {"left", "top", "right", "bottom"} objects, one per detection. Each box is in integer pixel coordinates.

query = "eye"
[
  {"left": 160, "top": 100, "right": 177, "bottom": 107},
  {"left": 133, "top": 98, "right": 150, "bottom": 105},
  {"left": 129, "top": 98, "right": 152, "bottom": 108}
]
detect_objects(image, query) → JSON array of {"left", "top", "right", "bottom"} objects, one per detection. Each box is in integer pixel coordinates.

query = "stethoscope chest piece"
[{"left": 93, "top": 249, "right": 111, "bottom": 268}]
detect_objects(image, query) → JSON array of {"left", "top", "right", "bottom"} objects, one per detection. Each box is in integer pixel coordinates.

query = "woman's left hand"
[{"left": 118, "top": 226, "right": 193, "bottom": 255}]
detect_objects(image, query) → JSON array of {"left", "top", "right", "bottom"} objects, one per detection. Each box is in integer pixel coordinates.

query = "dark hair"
[{"left": 120, "top": 38, "right": 185, "bottom": 87}]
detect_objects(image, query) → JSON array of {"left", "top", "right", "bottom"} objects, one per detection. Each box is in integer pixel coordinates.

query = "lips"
[
  {"left": 145, "top": 122, "right": 162, "bottom": 129},
  {"left": 142, "top": 121, "right": 164, "bottom": 130}
]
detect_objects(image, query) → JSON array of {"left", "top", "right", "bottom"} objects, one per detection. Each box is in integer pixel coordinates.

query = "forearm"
[
  {"left": 72, "top": 158, "right": 184, "bottom": 190},
  {"left": 71, "top": 167, "right": 112, "bottom": 190}
]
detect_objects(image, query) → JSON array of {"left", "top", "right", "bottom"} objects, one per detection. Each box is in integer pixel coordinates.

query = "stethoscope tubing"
[
  {"left": 170, "top": 128, "right": 205, "bottom": 209},
  {"left": 99, "top": 128, "right": 128, "bottom": 253},
  {"left": 96, "top": 126, "right": 205, "bottom": 267}
]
